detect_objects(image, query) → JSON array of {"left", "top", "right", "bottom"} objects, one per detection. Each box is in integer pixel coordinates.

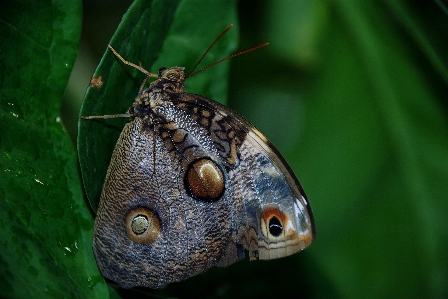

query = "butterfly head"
[{"left": 158, "top": 67, "right": 185, "bottom": 85}]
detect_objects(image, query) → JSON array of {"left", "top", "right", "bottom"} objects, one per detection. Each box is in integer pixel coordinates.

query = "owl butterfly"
[{"left": 82, "top": 25, "right": 315, "bottom": 289}]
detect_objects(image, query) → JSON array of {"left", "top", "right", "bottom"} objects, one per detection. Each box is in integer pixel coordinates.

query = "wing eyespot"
[
  {"left": 125, "top": 207, "right": 161, "bottom": 244},
  {"left": 268, "top": 216, "right": 283, "bottom": 237},
  {"left": 185, "top": 158, "right": 225, "bottom": 202}
]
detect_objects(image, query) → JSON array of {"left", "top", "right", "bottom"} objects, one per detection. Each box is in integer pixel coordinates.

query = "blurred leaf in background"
[{"left": 1, "top": 0, "right": 448, "bottom": 298}]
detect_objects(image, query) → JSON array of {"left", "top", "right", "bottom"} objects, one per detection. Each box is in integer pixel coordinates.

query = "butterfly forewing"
[{"left": 172, "top": 93, "right": 316, "bottom": 259}]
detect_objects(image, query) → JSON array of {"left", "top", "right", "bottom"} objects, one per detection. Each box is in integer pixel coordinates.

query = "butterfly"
[{"left": 81, "top": 25, "right": 315, "bottom": 289}]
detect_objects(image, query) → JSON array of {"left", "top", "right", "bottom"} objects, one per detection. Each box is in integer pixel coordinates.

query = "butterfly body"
[{"left": 92, "top": 66, "right": 315, "bottom": 288}]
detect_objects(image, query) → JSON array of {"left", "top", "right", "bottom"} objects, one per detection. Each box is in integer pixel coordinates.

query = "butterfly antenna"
[
  {"left": 186, "top": 42, "right": 269, "bottom": 78},
  {"left": 187, "top": 24, "right": 234, "bottom": 77}
]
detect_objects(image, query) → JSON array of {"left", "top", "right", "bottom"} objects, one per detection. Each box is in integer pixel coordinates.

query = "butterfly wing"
[
  {"left": 93, "top": 91, "right": 315, "bottom": 289},
  {"left": 173, "top": 92, "right": 316, "bottom": 261}
]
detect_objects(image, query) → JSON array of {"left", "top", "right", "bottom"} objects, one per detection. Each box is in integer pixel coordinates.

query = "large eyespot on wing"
[
  {"left": 125, "top": 207, "right": 161, "bottom": 244},
  {"left": 185, "top": 158, "right": 225, "bottom": 202},
  {"left": 258, "top": 203, "right": 314, "bottom": 260}
]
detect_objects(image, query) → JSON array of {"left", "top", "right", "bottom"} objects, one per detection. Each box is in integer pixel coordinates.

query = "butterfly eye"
[
  {"left": 185, "top": 158, "right": 225, "bottom": 202},
  {"left": 125, "top": 207, "right": 161, "bottom": 244},
  {"left": 160, "top": 68, "right": 180, "bottom": 81}
]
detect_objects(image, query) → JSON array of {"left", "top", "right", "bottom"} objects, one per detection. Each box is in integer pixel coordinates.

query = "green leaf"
[
  {"left": 0, "top": 1, "right": 108, "bottom": 298},
  {"left": 78, "top": 0, "right": 238, "bottom": 212}
]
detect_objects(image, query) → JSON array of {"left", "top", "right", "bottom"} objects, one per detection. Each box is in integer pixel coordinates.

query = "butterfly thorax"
[{"left": 129, "top": 67, "right": 186, "bottom": 119}]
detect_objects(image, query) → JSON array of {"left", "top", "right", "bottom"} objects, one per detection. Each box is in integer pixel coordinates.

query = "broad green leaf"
[
  {"left": 78, "top": 0, "right": 238, "bottom": 212},
  {"left": 0, "top": 1, "right": 108, "bottom": 298}
]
